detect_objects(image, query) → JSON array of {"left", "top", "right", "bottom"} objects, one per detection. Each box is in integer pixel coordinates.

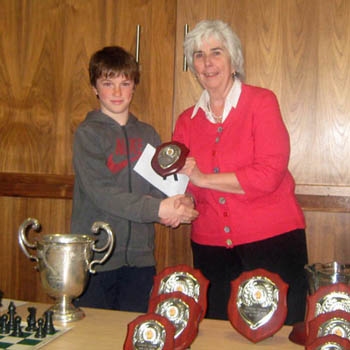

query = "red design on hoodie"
[{"left": 107, "top": 138, "right": 143, "bottom": 173}]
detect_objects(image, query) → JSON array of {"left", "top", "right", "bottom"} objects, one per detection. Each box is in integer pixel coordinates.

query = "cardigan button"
[
  {"left": 226, "top": 239, "right": 233, "bottom": 246},
  {"left": 213, "top": 167, "right": 219, "bottom": 173},
  {"left": 217, "top": 126, "right": 223, "bottom": 133},
  {"left": 219, "top": 197, "right": 226, "bottom": 204},
  {"left": 215, "top": 136, "right": 220, "bottom": 143},
  {"left": 224, "top": 226, "right": 231, "bottom": 233}
]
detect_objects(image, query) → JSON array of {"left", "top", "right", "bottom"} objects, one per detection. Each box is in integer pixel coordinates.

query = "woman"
[{"left": 173, "top": 20, "right": 308, "bottom": 324}]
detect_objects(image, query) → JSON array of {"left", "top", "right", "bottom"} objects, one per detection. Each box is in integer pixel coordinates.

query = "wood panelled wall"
[{"left": 1, "top": 0, "right": 350, "bottom": 303}]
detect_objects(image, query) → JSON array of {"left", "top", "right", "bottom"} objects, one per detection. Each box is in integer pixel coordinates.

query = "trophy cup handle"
[
  {"left": 88, "top": 221, "right": 115, "bottom": 274},
  {"left": 18, "top": 217, "right": 41, "bottom": 266}
]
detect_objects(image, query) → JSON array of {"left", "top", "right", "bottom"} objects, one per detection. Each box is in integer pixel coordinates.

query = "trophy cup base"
[{"left": 48, "top": 302, "right": 85, "bottom": 323}]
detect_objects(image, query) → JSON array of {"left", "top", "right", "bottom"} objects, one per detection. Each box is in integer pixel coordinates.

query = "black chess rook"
[
  {"left": 25, "top": 306, "right": 38, "bottom": 331},
  {"left": 44, "top": 310, "right": 56, "bottom": 335}
]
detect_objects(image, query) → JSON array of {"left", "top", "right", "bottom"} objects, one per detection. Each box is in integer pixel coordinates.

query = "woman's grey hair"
[{"left": 184, "top": 20, "right": 245, "bottom": 81}]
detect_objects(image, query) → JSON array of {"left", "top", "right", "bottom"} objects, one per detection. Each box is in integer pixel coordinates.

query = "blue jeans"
[{"left": 74, "top": 265, "right": 156, "bottom": 312}]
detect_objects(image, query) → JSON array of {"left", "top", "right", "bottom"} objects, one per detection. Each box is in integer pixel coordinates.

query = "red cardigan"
[{"left": 173, "top": 84, "right": 305, "bottom": 247}]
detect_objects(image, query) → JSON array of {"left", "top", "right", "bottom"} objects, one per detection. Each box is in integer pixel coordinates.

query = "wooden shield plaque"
[
  {"left": 227, "top": 268, "right": 288, "bottom": 343},
  {"left": 123, "top": 313, "right": 175, "bottom": 350},
  {"left": 290, "top": 284, "right": 350, "bottom": 346},
  {"left": 305, "top": 334, "right": 350, "bottom": 350},
  {"left": 151, "top": 141, "right": 189, "bottom": 179},
  {"left": 148, "top": 291, "right": 202, "bottom": 350},
  {"left": 151, "top": 264, "right": 209, "bottom": 322},
  {"left": 305, "top": 283, "right": 350, "bottom": 334},
  {"left": 307, "top": 310, "right": 350, "bottom": 346}
]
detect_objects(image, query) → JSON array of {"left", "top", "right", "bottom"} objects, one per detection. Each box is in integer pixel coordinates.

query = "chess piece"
[
  {"left": 10, "top": 316, "right": 24, "bottom": 337},
  {"left": 0, "top": 314, "right": 9, "bottom": 334},
  {"left": 44, "top": 310, "right": 56, "bottom": 335},
  {"left": 25, "top": 307, "right": 38, "bottom": 331},
  {"left": 7, "top": 301, "right": 16, "bottom": 331},
  {"left": 35, "top": 318, "right": 46, "bottom": 338}
]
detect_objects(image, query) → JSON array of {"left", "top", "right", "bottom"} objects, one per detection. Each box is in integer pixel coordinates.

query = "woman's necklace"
[
  {"left": 208, "top": 102, "right": 223, "bottom": 124},
  {"left": 213, "top": 114, "right": 223, "bottom": 124},
  {"left": 207, "top": 103, "right": 222, "bottom": 124}
]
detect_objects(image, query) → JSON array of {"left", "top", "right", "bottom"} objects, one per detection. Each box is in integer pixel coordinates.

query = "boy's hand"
[
  {"left": 159, "top": 194, "right": 198, "bottom": 228},
  {"left": 174, "top": 193, "right": 195, "bottom": 209}
]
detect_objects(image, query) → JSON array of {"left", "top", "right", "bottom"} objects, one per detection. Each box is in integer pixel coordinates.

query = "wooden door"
[
  {"left": 174, "top": 0, "right": 350, "bottom": 265},
  {"left": 0, "top": 0, "right": 177, "bottom": 302}
]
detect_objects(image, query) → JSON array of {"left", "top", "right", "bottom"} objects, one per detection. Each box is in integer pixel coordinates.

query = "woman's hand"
[
  {"left": 179, "top": 157, "right": 245, "bottom": 194},
  {"left": 179, "top": 157, "right": 204, "bottom": 187}
]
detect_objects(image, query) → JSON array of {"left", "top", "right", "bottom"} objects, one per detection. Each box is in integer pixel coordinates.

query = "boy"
[{"left": 71, "top": 46, "right": 198, "bottom": 312}]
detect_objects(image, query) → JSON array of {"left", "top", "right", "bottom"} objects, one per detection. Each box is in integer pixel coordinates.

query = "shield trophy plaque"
[
  {"left": 307, "top": 310, "right": 350, "bottom": 346},
  {"left": 148, "top": 291, "right": 202, "bottom": 350},
  {"left": 123, "top": 313, "right": 175, "bottom": 350},
  {"left": 305, "top": 283, "right": 350, "bottom": 337},
  {"left": 305, "top": 334, "right": 350, "bottom": 350},
  {"left": 290, "top": 262, "right": 350, "bottom": 346},
  {"left": 151, "top": 141, "right": 189, "bottom": 180},
  {"left": 150, "top": 264, "right": 209, "bottom": 321},
  {"left": 227, "top": 268, "right": 288, "bottom": 343}
]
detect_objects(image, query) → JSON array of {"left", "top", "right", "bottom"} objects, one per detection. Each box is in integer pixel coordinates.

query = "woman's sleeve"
[
  {"left": 172, "top": 113, "right": 189, "bottom": 146},
  {"left": 235, "top": 91, "right": 291, "bottom": 199}
]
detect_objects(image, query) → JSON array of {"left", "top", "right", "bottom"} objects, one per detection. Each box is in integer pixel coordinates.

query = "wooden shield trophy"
[
  {"left": 307, "top": 310, "right": 350, "bottom": 346},
  {"left": 306, "top": 334, "right": 350, "bottom": 350},
  {"left": 227, "top": 268, "right": 288, "bottom": 343},
  {"left": 151, "top": 264, "right": 209, "bottom": 322},
  {"left": 290, "top": 281, "right": 350, "bottom": 346},
  {"left": 151, "top": 141, "right": 189, "bottom": 180},
  {"left": 124, "top": 313, "right": 175, "bottom": 350},
  {"left": 148, "top": 291, "right": 202, "bottom": 350},
  {"left": 305, "top": 283, "right": 350, "bottom": 337}
]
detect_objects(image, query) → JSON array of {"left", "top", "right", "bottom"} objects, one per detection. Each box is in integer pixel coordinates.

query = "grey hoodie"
[{"left": 71, "top": 110, "right": 164, "bottom": 271}]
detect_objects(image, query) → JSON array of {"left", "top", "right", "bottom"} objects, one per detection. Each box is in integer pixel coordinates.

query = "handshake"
[{"left": 158, "top": 194, "right": 199, "bottom": 228}]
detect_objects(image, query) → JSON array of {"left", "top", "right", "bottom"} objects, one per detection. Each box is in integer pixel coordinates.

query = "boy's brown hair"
[{"left": 89, "top": 46, "right": 140, "bottom": 87}]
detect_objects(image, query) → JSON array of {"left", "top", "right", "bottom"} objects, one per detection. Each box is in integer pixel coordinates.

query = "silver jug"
[
  {"left": 305, "top": 262, "right": 350, "bottom": 295},
  {"left": 18, "top": 217, "right": 115, "bottom": 323}
]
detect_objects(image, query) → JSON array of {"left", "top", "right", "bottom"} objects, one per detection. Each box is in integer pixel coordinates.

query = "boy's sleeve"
[
  {"left": 147, "top": 128, "right": 167, "bottom": 199},
  {"left": 73, "top": 126, "right": 162, "bottom": 223}
]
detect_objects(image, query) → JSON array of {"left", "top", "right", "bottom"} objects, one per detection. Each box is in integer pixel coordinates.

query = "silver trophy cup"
[
  {"left": 305, "top": 262, "right": 350, "bottom": 295},
  {"left": 18, "top": 217, "right": 115, "bottom": 323}
]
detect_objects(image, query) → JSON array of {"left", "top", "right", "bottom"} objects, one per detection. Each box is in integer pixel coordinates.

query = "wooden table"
[{"left": 11, "top": 301, "right": 303, "bottom": 349}]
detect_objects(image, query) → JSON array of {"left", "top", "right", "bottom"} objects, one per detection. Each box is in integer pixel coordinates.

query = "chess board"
[{"left": 0, "top": 322, "right": 71, "bottom": 349}]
